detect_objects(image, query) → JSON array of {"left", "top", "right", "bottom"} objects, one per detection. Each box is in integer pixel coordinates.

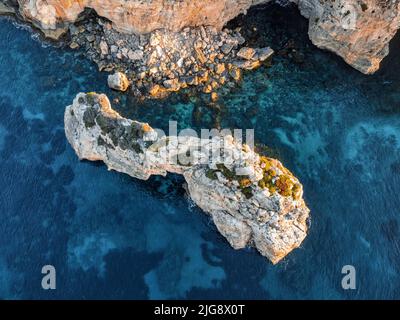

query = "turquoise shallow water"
[{"left": 1, "top": 4, "right": 400, "bottom": 299}]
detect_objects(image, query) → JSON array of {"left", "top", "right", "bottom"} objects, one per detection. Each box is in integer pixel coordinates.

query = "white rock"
[
  {"left": 99, "top": 40, "right": 109, "bottom": 56},
  {"left": 127, "top": 49, "right": 144, "bottom": 61},
  {"left": 107, "top": 72, "right": 130, "bottom": 91}
]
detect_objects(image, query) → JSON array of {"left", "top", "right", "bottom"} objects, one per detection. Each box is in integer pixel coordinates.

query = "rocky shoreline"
[
  {"left": 69, "top": 15, "right": 274, "bottom": 99},
  {"left": 65, "top": 92, "right": 310, "bottom": 264},
  {"left": 0, "top": 3, "right": 275, "bottom": 99},
  {"left": 2, "top": 1, "right": 399, "bottom": 74}
]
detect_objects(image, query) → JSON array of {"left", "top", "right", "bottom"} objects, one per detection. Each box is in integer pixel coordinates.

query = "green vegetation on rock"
[
  {"left": 209, "top": 163, "right": 253, "bottom": 199},
  {"left": 206, "top": 169, "right": 218, "bottom": 180},
  {"left": 83, "top": 108, "right": 97, "bottom": 128},
  {"left": 258, "top": 156, "right": 301, "bottom": 200},
  {"left": 86, "top": 92, "right": 98, "bottom": 105}
]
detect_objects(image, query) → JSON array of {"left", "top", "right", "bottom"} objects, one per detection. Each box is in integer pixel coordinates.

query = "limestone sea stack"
[{"left": 64, "top": 92, "right": 310, "bottom": 263}]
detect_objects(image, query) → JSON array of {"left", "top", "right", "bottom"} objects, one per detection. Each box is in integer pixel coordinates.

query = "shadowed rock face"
[
  {"left": 2, "top": 0, "right": 399, "bottom": 74},
  {"left": 64, "top": 92, "right": 310, "bottom": 264}
]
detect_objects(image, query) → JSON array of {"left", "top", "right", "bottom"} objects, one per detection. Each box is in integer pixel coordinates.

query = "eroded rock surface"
[
  {"left": 65, "top": 92, "right": 310, "bottom": 263},
  {"left": 107, "top": 71, "right": 130, "bottom": 91},
  {"left": 9, "top": 0, "right": 263, "bottom": 35},
  {"left": 70, "top": 18, "right": 273, "bottom": 98},
  {"left": 296, "top": 0, "right": 400, "bottom": 74}
]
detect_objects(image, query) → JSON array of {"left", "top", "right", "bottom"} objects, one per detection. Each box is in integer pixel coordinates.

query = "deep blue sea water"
[{"left": 1, "top": 5, "right": 400, "bottom": 299}]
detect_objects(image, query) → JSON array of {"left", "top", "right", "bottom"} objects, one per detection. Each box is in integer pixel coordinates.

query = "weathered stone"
[
  {"left": 121, "top": 47, "right": 129, "bottom": 58},
  {"left": 99, "top": 40, "right": 109, "bottom": 56},
  {"left": 163, "top": 79, "right": 180, "bottom": 91},
  {"left": 69, "top": 42, "right": 79, "bottom": 49},
  {"left": 149, "top": 84, "right": 161, "bottom": 96},
  {"left": 233, "top": 59, "right": 261, "bottom": 70},
  {"left": 254, "top": 47, "right": 274, "bottom": 61},
  {"left": 297, "top": 0, "right": 400, "bottom": 74},
  {"left": 149, "top": 66, "right": 158, "bottom": 75},
  {"left": 107, "top": 72, "right": 130, "bottom": 91},
  {"left": 221, "top": 43, "right": 234, "bottom": 54},
  {"left": 127, "top": 49, "right": 144, "bottom": 61},
  {"left": 110, "top": 45, "right": 118, "bottom": 54},
  {"left": 237, "top": 47, "right": 256, "bottom": 60},
  {"left": 10, "top": 0, "right": 378, "bottom": 73},
  {"left": 215, "top": 63, "right": 226, "bottom": 75},
  {"left": 229, "top": 67, "right": 242, "bottom": 81},
  {"left": 86, "top": 35, "right": 95, "bottom": 42},
  {"left": 203, "top": 84, "right": 212, "bottom": 93}
]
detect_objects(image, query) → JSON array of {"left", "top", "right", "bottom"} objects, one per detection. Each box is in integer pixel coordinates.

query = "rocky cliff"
[
  {"left": 296, "top": 0, "right": 400, "bottom": 74},
  {"left": 2, "top": 0, "right": 399, "bottom": 74},
  {"left": 8, "top": 0, "right": 262, "bottom": 35},
  {"left": 65, "top": 92, "right": 310, "bottom": 263}
]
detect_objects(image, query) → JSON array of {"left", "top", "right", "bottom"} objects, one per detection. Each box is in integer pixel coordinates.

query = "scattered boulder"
[
  {"left": 229, "top": 67, "right": 242, "bottom": 81},
  {"left": 233, "top": 60, "right": 261, "bottom": 70},
  {"left": 107, "top": 72, "right": 130, "bottom": 91},
  {"left": 221, "top": 43, "right": 234, "bottom": 54},
  {"left": 110, "top": 45, "right": 118, "bottom": 54},
  {"left": 163, "top": 79, "right": 180, "bottom": 91},
  {"left": 149, "top": 84, "right": 161, "bottom": 96},
  {"left": 99, "top": 40, "right": 109, "bottom": 56},
  {"left": 215, "top": 63, "right": 226, "bottom": 75},
  {"left": 70, "top": 17, "right": 274, "bottom": 98},
  {"left": 237, "top": 47, "right": 256, "bottom": 60},
  {"left": 127, "top": 49, "right": 144, "bottom": 61},
  {"left": 234, "top": 47, "right": 274, "bottom": 70},
  {"left": 211, "top": 92, "right": 218, "bottom": 102},
  {"left": 254, "top": 47, "right": 274, "bottom": 61},
  {"left": 69, "top": 42, "right": 79, "bottom": 49}
]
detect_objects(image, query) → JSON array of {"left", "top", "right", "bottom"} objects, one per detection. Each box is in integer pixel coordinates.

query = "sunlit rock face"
[
  {"left": 65, "top": 92, "right": 310, "bottom": 264},
  {"left": 296, "top": 0, "right": 400, "bottom": 74},
  {"left": 12, "top": 0, "right": 265, "bottom": 35}
]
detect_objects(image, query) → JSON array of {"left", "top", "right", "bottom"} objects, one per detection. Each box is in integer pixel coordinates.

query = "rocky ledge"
[
  {"left": 70, "top": 17, "right": 274, "bottom": 99},
  {"left": 65, "top": 92, "right": 310, "bottom": 263}
]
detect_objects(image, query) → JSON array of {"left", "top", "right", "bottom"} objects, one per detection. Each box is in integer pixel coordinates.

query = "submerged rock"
[
  {"left": 254, "top": 47, "right": 274, "bottom": 61},
  {"left": 64, "top": 92, "right": 310, "bottom": 264}
]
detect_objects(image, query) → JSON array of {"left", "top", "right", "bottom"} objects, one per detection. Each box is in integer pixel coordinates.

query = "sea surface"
[{"left": 0, "top": 5, "right": 400, "bottom": 299}]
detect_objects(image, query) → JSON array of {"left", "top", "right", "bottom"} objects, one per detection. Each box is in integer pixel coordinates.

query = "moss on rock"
[
  {"left": 258, "top": 156, "right": 301, "bottom": 200},
  {"left": 83, "top": 108, "right": 97, "bottom": 128}
]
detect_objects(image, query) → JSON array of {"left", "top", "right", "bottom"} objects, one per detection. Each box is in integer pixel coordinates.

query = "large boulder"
[{"left": 107, "top": 72, "right": 130, "bottom": 91}]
